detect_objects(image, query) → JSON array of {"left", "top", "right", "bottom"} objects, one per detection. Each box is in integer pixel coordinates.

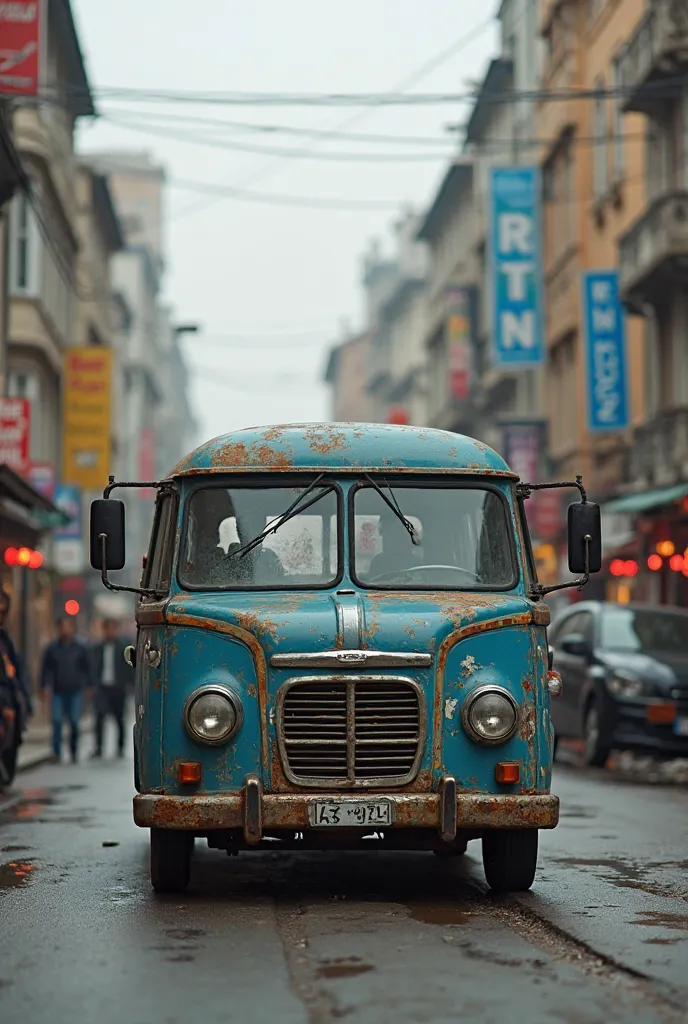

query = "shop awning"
[
  {"left": 0, "top": 465, "right": 70, "bottom": 528},
  {"left": 602, "top": 483, "right": 688, "bottom": 515}
]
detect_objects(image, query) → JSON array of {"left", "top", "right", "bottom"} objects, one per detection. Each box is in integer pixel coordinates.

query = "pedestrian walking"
[
  {"left": 91, "top": 618, "right": 132, "bottom": 758},
  {"left": 40, "top": 618, "right": 92, "bottom": 763}
]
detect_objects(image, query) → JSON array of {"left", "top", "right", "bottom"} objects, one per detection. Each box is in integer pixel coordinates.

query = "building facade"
[{"left": 324, "top": 331, "right": 373, "bottom": 423}]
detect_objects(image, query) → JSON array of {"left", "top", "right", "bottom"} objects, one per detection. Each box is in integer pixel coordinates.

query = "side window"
[
  {"left": 517, "top": 497, "right": 537, "bottom": 584},
  {"left": 577, "top": 612, "right": 594, "bottom": 645},
  {"left": 555, "top": 612, "right": 583, "bottom": 642},
  {"left": 143, "top": 491, "right": 176, "bottom": 592}
]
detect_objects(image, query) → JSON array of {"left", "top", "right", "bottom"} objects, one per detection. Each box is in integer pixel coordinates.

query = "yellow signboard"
[{"left": 62, "top": 346, "right": 112, "bottom": 490}]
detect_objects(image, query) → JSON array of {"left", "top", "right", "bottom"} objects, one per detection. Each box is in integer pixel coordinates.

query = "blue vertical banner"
[
  {"left": 582, "top": 270, "right": 629, "bottom": 432},
  {"left": 53, "top": 485, "right": 82, "bottom": 540},
  {"left": 489, "top": 166, "right": 544, "bottom": 367}
]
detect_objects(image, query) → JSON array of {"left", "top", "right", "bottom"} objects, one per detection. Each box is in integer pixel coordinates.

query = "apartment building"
[{"left": 324, "top": 331, "right": 373, "bottom": 423}]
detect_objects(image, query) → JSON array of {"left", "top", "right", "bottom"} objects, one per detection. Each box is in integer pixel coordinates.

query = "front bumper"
[{"left": 133, "top": 775, "right": 559, "bottom": 844}]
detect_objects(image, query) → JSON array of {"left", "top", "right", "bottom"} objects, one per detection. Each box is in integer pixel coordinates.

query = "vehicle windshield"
[
  {"left": 352, "top": 483, "right": 516, "bottom": 589},
  {"left": 181, "top": 484, "right": 338, "bottom": 589},
  {"left": 601, "top": 608, "right": 688, "bottom": 654}
]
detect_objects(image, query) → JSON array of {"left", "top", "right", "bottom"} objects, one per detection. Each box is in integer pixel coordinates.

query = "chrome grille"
[{"left": 278, "top": 676, "right": 425, "bottom": 788}]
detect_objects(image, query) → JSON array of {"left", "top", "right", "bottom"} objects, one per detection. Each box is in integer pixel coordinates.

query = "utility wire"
[{"left": 35, "top": 73, "right": 688, "bottom": 107}]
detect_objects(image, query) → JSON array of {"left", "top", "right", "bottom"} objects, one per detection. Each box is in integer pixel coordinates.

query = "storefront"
[
  {"left": 0, "top": 464, "right": 68, "bottom": 691},
  {"left": 601, "top": 484, "right": 688, "bottom": 608}
]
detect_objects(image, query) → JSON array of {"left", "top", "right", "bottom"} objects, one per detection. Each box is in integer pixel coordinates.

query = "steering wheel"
[{"left": 370, "top": 564, "right": 481, "bottom": 584}]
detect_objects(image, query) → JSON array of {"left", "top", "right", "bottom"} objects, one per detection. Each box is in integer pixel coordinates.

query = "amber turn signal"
[
  {"left": 178, "top": 761, "right": 202, "bottom": 784},
  {"left": 646, "top": 703, "right": 676, "bottom": 725},
  {"left": 495, "top": 762, "right": 520, "bottom": 784}
]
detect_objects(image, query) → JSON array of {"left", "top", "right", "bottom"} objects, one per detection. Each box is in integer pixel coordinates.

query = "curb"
[{"left": 17, "top": 748, "right": 55, "bottom": 773}]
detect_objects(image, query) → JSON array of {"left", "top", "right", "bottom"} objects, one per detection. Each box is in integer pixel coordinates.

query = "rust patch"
[
  {"left": 531, "top": 604, "right": 550, "bottom": 626},
  {"left": 518, "top": 701, "right": 537, "bottom": 745},
  {"left": 247, "top": 683, "right": 257, "bottom": 698},
  {"left": 136, "top": 603, "right": 166, "bottom": 626},
  {"left": 303, "top": 425, "right": 348, "bottom": 455},
  {"left": 235, "top": 611, "right": 279, "bottom": 641},
  {"left": 208, "top": 440, "right": 294, "bottom": 470}
]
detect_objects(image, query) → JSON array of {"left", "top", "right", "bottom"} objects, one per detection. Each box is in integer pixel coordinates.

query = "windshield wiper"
[
  {"left": 363, "top": 474, "right": 421, "bottom": 546},
  {"left": 227, "top": 473, "right": 332, "bottom": 562}
]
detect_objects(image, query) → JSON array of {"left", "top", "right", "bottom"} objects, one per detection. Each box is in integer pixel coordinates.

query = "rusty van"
[{"left": 89, "top": 423, "right": 601, "bottom": 893}]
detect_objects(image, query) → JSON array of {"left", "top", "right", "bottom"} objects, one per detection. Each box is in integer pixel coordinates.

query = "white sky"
[{"left": 72, "top": 0, "right": 499, "bottom": 444}]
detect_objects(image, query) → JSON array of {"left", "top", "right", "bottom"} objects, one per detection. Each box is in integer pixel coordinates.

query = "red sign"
[
  {"left": 0, "top": 0, "right": 42, "bottom": 97},
  {"left": 531, "top": 489, "right": 562, "bottom": 541},
  {"left": 0, "top": 397, "right": 30, "bottom": 473},
  {"left": 26, "top": 461, "right": 55, "bottom": 500}
]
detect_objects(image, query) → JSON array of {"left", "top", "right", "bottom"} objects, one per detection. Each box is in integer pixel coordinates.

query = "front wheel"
[
  {"left": 150, "top": 828, "right": 193, "bottom": 893},
  {"left": 482, "top": 829, "right": 538, "bottom": 892}
]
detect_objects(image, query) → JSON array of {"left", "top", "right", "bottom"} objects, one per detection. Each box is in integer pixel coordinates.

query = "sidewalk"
[{"left": 17, "top": 708, "right": 95, "bottom": 772}]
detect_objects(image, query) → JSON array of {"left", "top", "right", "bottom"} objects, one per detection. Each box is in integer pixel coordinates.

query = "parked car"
[{"left": 550, "top": 601, "right": 688, "bottom": 766}]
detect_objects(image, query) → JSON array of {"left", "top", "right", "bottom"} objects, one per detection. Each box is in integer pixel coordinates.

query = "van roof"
[{"left": 168, "top": 423, "right": 515, "bottom": 478}]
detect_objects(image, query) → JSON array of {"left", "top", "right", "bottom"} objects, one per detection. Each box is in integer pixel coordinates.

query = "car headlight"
[
  {"left": 183, "top": 686, "right": 243, "bottom": 745},
  {"left": 606, "top": 672, "right": 649, "bottom": 699},
  {"left": 461, "top": 686, "right": 519, "bottom": 745}
]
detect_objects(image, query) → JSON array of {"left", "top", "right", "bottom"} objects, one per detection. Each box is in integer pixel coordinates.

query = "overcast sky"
[{"left": 73, "top": 1, "right": 498, "bottom": 445}]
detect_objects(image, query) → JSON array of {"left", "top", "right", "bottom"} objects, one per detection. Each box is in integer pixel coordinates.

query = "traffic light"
[
  {"left": 3, "top": 547, "right": 43, "bottom": 569},
  {"left": 64, "top": 599, "right": 80, "bottom": 617}
]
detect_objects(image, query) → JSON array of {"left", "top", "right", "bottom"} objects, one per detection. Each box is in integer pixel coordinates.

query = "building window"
[
  {"left": 9, "top": 191, "right": 40, "bottom": 295},
  {"left": 611, "top": 56, "right": 624, "bottom": 178},
  {"left": 593, "top": 79, "right": 608, "bottom": 200}
]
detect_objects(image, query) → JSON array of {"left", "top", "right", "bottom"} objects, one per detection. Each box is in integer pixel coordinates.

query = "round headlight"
[
  {"left": 462, "top": 686, "right": 519, "bottom": 745},
  {"left": 184, "top": 686, "right": 243, "bottom": 745}
]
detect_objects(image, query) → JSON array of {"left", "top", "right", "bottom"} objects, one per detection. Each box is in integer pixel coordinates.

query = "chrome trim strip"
[
  {"left": 335, "top": 596, "right": 361, "bottom": 648},
  {"left": 270, "top": 650, "right": 432, "bottom": 669},
  {"left": 276, "top": 674, "right": 427, "bottom": 790}
]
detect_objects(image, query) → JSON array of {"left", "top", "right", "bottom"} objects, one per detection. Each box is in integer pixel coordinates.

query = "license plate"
[
  {"left": 309, "top": 799, "right": 394, "bottom": 827},
  {"left": 674, "top": 716, "right": 688, "bottom": 737}
]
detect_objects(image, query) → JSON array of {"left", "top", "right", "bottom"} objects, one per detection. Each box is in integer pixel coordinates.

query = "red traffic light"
[
  {"left": 64, "top": 600, "right": 80, "bottom": 616},
  {"left": 669, "top": 554, "right": 685, "bottom": 573},
  {"left": 3, "top": 547, "right": 18, "bottom": 566},
  {"left": 647, "top": 554, "right": 663, "bottom": 572},
  {"left": 610, "top": 559, "right": 626, "bottom": 577},
  {"left": 28, "top": 550, "right": 43, "bottom": 569}
]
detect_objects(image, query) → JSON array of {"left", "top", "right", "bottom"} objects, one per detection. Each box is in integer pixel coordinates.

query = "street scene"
[{"left": 1, "top": 1, "right": 688, "bottom": 1022}]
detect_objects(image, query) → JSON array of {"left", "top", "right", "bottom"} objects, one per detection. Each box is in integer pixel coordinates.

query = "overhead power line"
[{"left": 36, "top": 73, "right": 688, "bottom": 107}]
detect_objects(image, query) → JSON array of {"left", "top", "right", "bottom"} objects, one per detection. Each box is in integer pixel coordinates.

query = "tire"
[
  {"left": 583, "top": 700, "right": 611, "bottom": 768},
  {"left": 433, "top": 838, "right": 468, "bottom": 858},
  {"left": 150, "top": 828, "right": 193, "bottom": 893},
  {"left": 482, "top": 829, "right": 538, "bottom": 893}
]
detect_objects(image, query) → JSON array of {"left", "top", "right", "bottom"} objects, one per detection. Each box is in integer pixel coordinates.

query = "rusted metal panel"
[
  {"left": 133, "top": 792, "right": 559, "bottom": 831},
  {"left": 165, "top": 423, "right": 518, "bottom": 479}
]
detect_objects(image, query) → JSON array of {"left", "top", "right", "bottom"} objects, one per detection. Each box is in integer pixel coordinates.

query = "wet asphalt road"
[{"left": 1, "top": 755, "right": 687, "bottom": 1024}]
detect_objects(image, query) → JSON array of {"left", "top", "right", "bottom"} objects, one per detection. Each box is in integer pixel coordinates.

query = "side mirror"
[
  {"left": 123, "top": 645, "right": 136, "bottom": 668},
  {"left": 559, "top": 633, "right": 591, "bottom": 659},
  {"left": 90, "top": 499, "right": 126, "bottom": 571},
  {"left": 568, "top": 501, "right": 601, "bottom": 575}
]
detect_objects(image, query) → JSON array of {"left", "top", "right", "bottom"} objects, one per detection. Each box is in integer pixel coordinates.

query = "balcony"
[
  {"left": 630, "top": 408, "right": 688, "bottom": 488},
  {"left": 619, "top": 0, "right": 688, "bottom": 114},
  {"left": 618, "top": 191, "right": 688, "bottom": 312}
]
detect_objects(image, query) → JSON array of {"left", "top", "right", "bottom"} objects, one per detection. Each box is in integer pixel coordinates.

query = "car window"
[{"left": 556, "top": 611, "right": 592, "bottom": 644}]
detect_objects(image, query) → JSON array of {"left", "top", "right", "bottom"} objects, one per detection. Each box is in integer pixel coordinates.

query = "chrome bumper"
[{"left": 134, "top": 775, "right": 559, "bottom": 844}]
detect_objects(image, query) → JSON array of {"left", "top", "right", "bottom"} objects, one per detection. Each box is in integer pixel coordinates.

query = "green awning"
[{"left": 603, "top": 483, "right": 688, "bottom": 515}]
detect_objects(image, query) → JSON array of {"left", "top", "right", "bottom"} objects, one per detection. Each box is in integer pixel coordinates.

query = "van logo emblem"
[{"left": 337, "top": 652, "right": 367, "bottom": 664}]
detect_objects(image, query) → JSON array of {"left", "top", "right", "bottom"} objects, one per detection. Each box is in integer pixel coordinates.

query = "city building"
[
  {"left": 362, "top": 211, "right": 427, "bottom": 426},
  {"left": 155, "top": 305, "right": 199, "bottom": 477},
  {"left": 323, "top": 331, "right": 373, "bottom": 423},
  {"left": 417, "top": 161, "right": 477, "bottom": 435}
]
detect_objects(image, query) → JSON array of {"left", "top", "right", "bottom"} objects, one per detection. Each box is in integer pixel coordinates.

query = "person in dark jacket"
[
  {"left": 0, "top": 588, "right": 31, "bottom": 784},
  {"left": 91, "top": 618, "right": 133, "bottom": 758},
  {"left": 41, "top": 617, "right": 92, "bottom": 763}
]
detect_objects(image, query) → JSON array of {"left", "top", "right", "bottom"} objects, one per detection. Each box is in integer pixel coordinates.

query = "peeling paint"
[
  {"left": 460, "top": 655, "right": 477, "bottom": 676},
  {"left": 444, "top": 698, "right": 459, "bottom": 720}
]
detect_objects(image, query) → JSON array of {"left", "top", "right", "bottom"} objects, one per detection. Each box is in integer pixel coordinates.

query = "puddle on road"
[
  {"left": 554, "top": 856, "right": 688, "bottom": 901},
  {"left": 631, "top": 911, "right": 688, "bottom": 931},
  {"left": 406, "top": 902, "right": 475, "bottom": 926},
  {"left": 0, "top": 859, "right": 36, "bottom": 891},
  {"left": 317, "top": 958, "right": 375, "bottom": 980}
]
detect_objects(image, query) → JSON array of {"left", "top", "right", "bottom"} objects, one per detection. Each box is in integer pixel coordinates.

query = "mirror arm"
[
  {"left": 99, "top": 534, "right": 163, "bottom": 599},
  {"left": 103, "top": 475, "right": 162, "bottom": 498},
  {"left": 529, "top": 534, "right": 591, "bottom": 600},
  {"left": 518, "top": 473, "right": 587, "bottom": 503}
]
